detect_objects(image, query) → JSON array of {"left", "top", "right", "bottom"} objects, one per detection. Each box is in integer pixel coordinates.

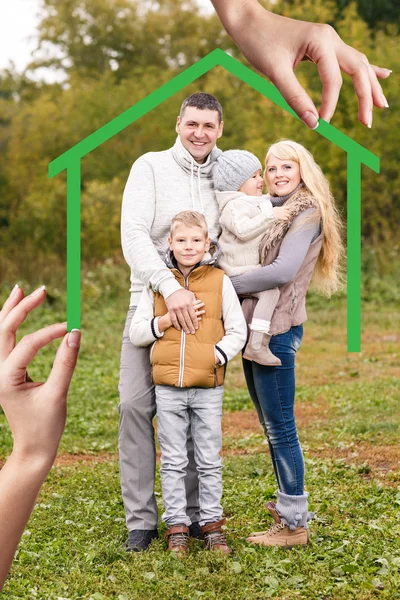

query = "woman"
[{"left": 231, "top": 140, "right": 344, "bottom": 547}]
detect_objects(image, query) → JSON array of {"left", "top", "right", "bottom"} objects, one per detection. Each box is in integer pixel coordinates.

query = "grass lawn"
[{"left": 1, "top": 265, "right": 399, "bottom": 599}]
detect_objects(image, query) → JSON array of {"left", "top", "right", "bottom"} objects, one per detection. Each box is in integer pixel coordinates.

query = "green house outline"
[{"left": 48, "top": 48, "right": 379, "bottom": 352}]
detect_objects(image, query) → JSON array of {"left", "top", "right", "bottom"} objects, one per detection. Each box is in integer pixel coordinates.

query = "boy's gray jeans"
[
  {"left": 118, "top": 307, "right": 200, "bottom": 531},
  {"left": 156, "top": 384, "right": 224, "bottom": 527}
]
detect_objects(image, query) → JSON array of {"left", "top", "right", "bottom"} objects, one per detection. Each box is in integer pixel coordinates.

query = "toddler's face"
[
  {"left": 265, "top": 154, "right": 301, "bottom": 196},
  {"left": 239, "top": 169, "right": 264, "bottom": 196}
]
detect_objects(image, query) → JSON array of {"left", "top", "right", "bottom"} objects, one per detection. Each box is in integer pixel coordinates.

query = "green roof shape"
[{"left": 48, "top": 48, "right": 380, "bottom": 352}]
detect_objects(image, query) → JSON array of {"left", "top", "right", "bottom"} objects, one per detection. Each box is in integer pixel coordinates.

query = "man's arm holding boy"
[
  {"left": 122, "top": 157, "right": 197, "bottom": 332},
  {"left": 129, "top": 287, "right": 205, "bottom": 347}
]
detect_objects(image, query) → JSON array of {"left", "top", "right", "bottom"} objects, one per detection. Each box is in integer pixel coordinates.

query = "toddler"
[{"left": 213, "top": 150, "right": 290, "bottom": 366}]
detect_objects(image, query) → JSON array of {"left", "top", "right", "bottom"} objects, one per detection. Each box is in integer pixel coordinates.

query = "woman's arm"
[
  {"left": 0, "top": 286, "right": 80, "bottom": 590},
  {"left": 231, "top": 211, "right": 320, "bottom": 295},
  {"left": 210, "top": 0, "right": 391, "bottom": 128}
]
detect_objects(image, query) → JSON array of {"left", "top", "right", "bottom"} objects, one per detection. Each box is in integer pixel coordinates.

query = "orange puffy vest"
[{"left": 152, "top": 265, "right": 225, "bottom": 388}]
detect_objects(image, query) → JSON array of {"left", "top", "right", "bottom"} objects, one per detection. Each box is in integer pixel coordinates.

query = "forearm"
[
  {"left": 216, "top": 276, "right": 248, "bottom": 363},
  {"left": 0, "top": 453, "right": 51, "bottom": 590},
  {"left": 231, "top": 218, "right": 320, "bottom": 294},
  {"left": 121, "top": 159, "right": 179, "bottom": 299},
  {"left": 122, "top": 218, "right": 178, "bottom": 298},
  {"left": 210, "top": 0, "right": 265, "bottom": 35},
  {"left": 231, "top": 261, "right": 292, "bottom": 294},
  {"left": 129, "top": 288, "right": 170, "bottom": 345}
]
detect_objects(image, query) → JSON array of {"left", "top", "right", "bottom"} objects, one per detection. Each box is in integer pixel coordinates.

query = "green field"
[{"left": 1, "top": 265, "right": 399, "bottom": 600}]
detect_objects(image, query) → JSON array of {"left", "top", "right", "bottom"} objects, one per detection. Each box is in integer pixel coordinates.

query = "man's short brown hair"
[
  {"left": 180, "top": 93, "right": 223, "bottom": 123},
  {"left": 170, "top": 210, "right": 209, "bottom": 238}
]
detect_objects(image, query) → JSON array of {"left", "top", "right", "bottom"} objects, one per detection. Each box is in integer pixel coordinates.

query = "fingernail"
[
  {"left": 368, "top": 111, "right": 373, "bottom": 128},
  {"left": 68, "top": 329, "right": 81, "bottom": 348},
  {"left": 30, "top": 285, "right": 46, "bottom": 297},
  {"left": 382, "top": 94, "right": 389, "bottom": 108},
  {"left": 300, "top": 111, "right": 319, "bottom": 130},
  {"left": 10, "top": 283, "right": 20, "bottom": 298}
]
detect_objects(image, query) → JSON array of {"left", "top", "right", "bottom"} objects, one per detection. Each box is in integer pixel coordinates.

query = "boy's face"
[
  {"left": 176, "top": 106, "right": 223, "bottom": 164},
  {"left": 168, "top": 224, "right": 210, "bottom": 272},
  {"left": 239, "top": 169, "right": 264, "bottom": 196}
]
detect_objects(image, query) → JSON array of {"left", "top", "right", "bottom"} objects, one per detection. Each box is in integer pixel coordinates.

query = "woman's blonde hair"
[{"left": 265, "top": 140, "right": 344, "bottom": 296}]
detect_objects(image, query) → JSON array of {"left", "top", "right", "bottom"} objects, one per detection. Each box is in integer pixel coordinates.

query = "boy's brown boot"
[
  {"left": 201, "top": 519, "right": 232, "bottom": 555},
  {"left": 246, "top": 502, "right": 309, "bottom": 548},
  {"left": 166, "top": 525, "right": 189, "bottom": 556},
  {"left": 243, "top": 331, "right": 281, "bottom": 366}
]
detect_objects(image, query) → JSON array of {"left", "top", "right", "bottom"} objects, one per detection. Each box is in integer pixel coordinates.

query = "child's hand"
[
  {"left": 193, "top": 298, "right": 206, "bottom": 322},
  {"left": 273, "top": 206, "right": 291, "bottom": 221},
  {"left": 158, "top": 313, "right": 173, "bottom": 332}
]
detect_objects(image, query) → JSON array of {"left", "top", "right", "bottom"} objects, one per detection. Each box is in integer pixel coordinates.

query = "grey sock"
[{"left": 275, "top": 490, "right": 315, "bottom": 530}]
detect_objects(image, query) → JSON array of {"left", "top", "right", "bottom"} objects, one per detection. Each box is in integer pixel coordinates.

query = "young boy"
[
  {"left": 213, "top": 150, "right": 290, "bottom": 366},
  {"left": 129, "top": 211, "right": 247, "bottom": 556}
]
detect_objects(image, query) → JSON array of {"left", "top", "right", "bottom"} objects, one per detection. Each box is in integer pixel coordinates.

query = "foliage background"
[{"left": 0, "top": 0, "right": 399, "bottom": 294}]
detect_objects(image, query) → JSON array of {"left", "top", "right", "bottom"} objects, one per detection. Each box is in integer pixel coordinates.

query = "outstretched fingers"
[
  {"left": 314, "top": 46, "right": 343, "bottom": 123},
  {"left": 5, "top": 323, "right": 67, "bottom": 386},
  {"left": 0, "top": 285, "right": 24, "bottom": 324},
  {"left": 0, "top": 286, "right": 47, "bottom": 362},
  {"left": 269, "top": 58, "right": 319, "bottom": 129}
]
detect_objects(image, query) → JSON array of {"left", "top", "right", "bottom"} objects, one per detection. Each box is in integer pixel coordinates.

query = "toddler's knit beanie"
[{"left": 212, "top": 150, "right": 262, "bottom": 192}]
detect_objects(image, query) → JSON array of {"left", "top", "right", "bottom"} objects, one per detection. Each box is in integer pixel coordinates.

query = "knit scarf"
[{"left": 260, "top": 186, "right": 318, "bottom": 265}]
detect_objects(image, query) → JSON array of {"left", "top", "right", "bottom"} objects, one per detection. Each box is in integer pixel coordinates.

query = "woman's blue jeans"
[{"left": 242, "top": 325, "right": 304, "bottom": 496}]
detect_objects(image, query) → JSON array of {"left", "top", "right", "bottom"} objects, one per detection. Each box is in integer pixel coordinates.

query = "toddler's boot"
[
  {"left": 201, "top": 519, "right": 231, "bottom": 555},
  {"left": 243, "top": 331, "right": 281, "bottom": 366}
]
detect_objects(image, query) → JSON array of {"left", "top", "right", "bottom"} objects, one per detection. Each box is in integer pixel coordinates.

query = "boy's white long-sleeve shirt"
[{"left": 130, "top": 275, "right": 247, "bottom": 365}]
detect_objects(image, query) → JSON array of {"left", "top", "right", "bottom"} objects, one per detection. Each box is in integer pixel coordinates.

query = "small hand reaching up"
[{"left": 273, "top": 206, "right": 291, "bottom": 221}]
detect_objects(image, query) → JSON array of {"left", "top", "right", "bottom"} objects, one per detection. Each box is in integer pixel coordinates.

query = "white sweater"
[
  {"left": 121, "top": 137, "right": 222, "bottom": 306},
  {"left": 215, "top": 190, "right": 276, "bottom": 276},
  {"left": 130, "top": 274, "right": 247, "bottom": 365}
]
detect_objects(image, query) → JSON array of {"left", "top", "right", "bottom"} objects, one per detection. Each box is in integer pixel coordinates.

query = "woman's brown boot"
[
  {"left": 166, "top": 524, "right": 189, "bottom": 556},
  {"left": 201, "top": 519, "right": 232, "bottom": 555}
]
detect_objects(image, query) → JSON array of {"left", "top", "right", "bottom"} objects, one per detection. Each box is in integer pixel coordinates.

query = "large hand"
[
  {"left": 0, "top": 284, "right": 80, "bottom": 590},
  {"left": 0, "top": 284, "right": 80, "bottom": 467},
  {"left": 211, "top": 0, "right": 391, "bottom": 128},
  {"left": 164, "top": 288, "right": 197, "bottom": 334}
]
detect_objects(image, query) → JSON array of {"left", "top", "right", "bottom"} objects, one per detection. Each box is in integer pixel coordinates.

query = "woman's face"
[{"left": 265, "top": 154, "right": 301, "bottom": 196}]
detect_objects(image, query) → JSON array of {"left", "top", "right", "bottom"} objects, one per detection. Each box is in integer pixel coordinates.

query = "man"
[{"left": 119, "top": 92, "right": 224, "bottom": 551}]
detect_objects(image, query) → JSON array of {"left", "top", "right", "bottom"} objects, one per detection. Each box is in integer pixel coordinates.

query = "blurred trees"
[{"left": 0, "top": 0, "right": 398, "bottom": 282}]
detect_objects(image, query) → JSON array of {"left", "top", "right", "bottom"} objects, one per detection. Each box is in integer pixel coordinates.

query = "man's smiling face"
[{"left": 176, "top": 106, "right": 223, "bottom": 164}]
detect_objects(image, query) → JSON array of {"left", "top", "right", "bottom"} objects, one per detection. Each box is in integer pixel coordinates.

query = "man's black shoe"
[
  {"left": 125, "top": 529, "right": 158, "bottom": 552},
  {"left": 189, "top": 522, "right": 204, "bottom": 540}
]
